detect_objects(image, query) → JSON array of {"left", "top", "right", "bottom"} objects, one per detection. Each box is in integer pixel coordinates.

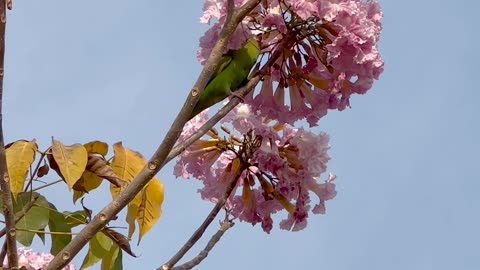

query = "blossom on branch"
[
  {"left": 198, "top": 0, "right": 383, "bottom": 126},
  {"left": 2, "top": 247, "right": 76, "bottom": 270},
  {"left": 175, "top": 105, "right": 336, "bottom": 232},
  {"left": 179, "top": 0, "right": 384, "bottom": 232}
]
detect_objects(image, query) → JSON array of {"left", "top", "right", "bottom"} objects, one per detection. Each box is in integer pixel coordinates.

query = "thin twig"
[
  {"left": 24, "top": 151, "right": 47, "bottom": 192},
  {"left": 44, "top": 1, "right": 262, "bottom": 269},
  {"left": 0, "top": 194, "right": 39, "bottom": 238},
  {"left": 31, "top": 179, "right": 63, "bottom": 192},
  {"left": 159, "top": 163, "right": 249, "bottom": 270},
  {"left": 14, "top": 228, "right": 78, "bottom": 235},
  {"left": 0, "top": 0, "right": 18, "bottom": 268},
  {"left": 170, "top": 218, "right": 235, "bottom": 270},
  {"left": 0, "top": 242, "right": 6, "bottom": 266}
]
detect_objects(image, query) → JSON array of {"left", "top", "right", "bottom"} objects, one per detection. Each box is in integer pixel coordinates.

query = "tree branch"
[
  {"left": 0, "top": 242, "right": 6, "bottom": 267},
  {"left": 165, "top": 47, "right": 283, "bottom": 166},
  {"left": 156, "top": 47, "right": 284, "bottom": 270},
  {"left": 159, "top": 163, "right": 248, "bottom": 270},
  {"left": 0, "top": 0, "right": 18, "bottom": 268},
  {"left": 0, "top": 194, "right": 39, "bottom": 266},
  {"left": 170, "top": 218, "right": 234, "bottom": 270},
  {"left": 44, "top": 1, "right": 262, "bottom": 269}
]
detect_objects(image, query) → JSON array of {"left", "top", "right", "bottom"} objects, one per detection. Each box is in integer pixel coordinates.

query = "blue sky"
[{"left": 4, "top": 0, "right": 480, "bottom": 269}]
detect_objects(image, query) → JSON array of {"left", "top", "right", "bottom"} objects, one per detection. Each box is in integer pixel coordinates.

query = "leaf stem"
[
  {"left": 31, "top": 179, "right": 63, "bottom": 192},
  {"left": 14, "top": 228, "right": 78, "bottom": 236}
]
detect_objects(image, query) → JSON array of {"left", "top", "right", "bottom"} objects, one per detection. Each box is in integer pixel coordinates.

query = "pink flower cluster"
[
  {"left": 199, "top": 0, "right": 384, "bottom": 126},
  {"left": 176, "top": 105, "right": 336, "bottom": 232},
  {"left": 2, "top": 247, "right": 76, "bottom": 270},
  {"left": 179, "top": 0, "right": 384, "bottom": 232}
]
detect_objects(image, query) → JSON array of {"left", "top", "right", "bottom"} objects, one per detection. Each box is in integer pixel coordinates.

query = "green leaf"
[
  {"left": 36, "top": 228, "right": 46, "bottom": 244},
  {"left": 48, "top": 203, "right": 72, "bottom": 255},
  {"left": 13, "top": 192, "right": 49, "bottom": 246},
  {"left": 80, "top": 232, "right": 112, "bottom": 269},
  {"left": 112, "top": 247, "right": 123, "bottom": 270},
  {"left": 101, "top": 244, "right": 123, "bottom": 270},
  {"left": 64, "top": 210, "right": 88, "bottom": 228}
]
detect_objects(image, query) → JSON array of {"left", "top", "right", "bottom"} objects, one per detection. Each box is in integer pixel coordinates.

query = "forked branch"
[{"left": 44, "top": 1, "right": 262, "bottom": 269}]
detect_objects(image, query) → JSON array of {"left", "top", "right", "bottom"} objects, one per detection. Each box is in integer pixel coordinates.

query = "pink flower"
[
  {"left": 3, "top": 247, "right": 76, "bottom": 270},
  {"left": 199, "top": 0, "right": 384, "bottom": 126},
  {"left": 285, "top": 0, "right": 319, "bottom": 20},
  {"left": 200, "top": 0, "right": 224, "bottom": 24},
  {"left": 262, "top": 0, "right": 287, "bottom": 34},
  {"left": 177, "top": 104, "right": 336, "bottom": 232},
  {"left": 188, "top": 0, "right": 384, "bottom": 232},
  {"left": 197, "top": 0, "right": 258, "bottom": 64}
]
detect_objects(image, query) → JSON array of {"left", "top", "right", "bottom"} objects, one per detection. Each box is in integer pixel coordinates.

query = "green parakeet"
[{"left": 189, "top": 38, "right": 261, "bottom": 120}]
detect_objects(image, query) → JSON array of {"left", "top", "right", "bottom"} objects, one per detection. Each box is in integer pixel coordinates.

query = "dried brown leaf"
[
  {"left": 36, "top": 161, "right": 49, "bottom": 178},
  {"left": 102, "top": 228, "right": 137, "bottom": 258},
  {"left": 86, "top": 154, "right": 127, "bottom": 188}
]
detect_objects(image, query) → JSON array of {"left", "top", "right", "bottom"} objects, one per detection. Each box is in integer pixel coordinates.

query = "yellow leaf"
[
  {"left": 110, "top": 142, "right": 145, "bottom": 183},
  {"left": 110, "top": 142, "right": 164, "bottom": 242},
  {"left": 109, "top": 142, "right": 143, "bottom": 238},
  {"left": 51, "top": 139, "right": 88, "bottom": 190},
  {"left": 84, "top": 141, "right": 108, "bottom": 156},
  {"left": 126, "top": 203, "right": 138, "bottom": 239},
  {"left": 137, "top": 179, "right": 164, "bottom": 244},
  {"left": 109, "top": 142, "right": 145, "bottom": 205},
  {"left": 6, "top": 139, "right": 38, "bottom": 199}
]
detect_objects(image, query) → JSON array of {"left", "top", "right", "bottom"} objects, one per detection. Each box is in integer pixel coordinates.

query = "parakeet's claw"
[{"left": 229, "top": 91, "right": 245, "bottom": 103}]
